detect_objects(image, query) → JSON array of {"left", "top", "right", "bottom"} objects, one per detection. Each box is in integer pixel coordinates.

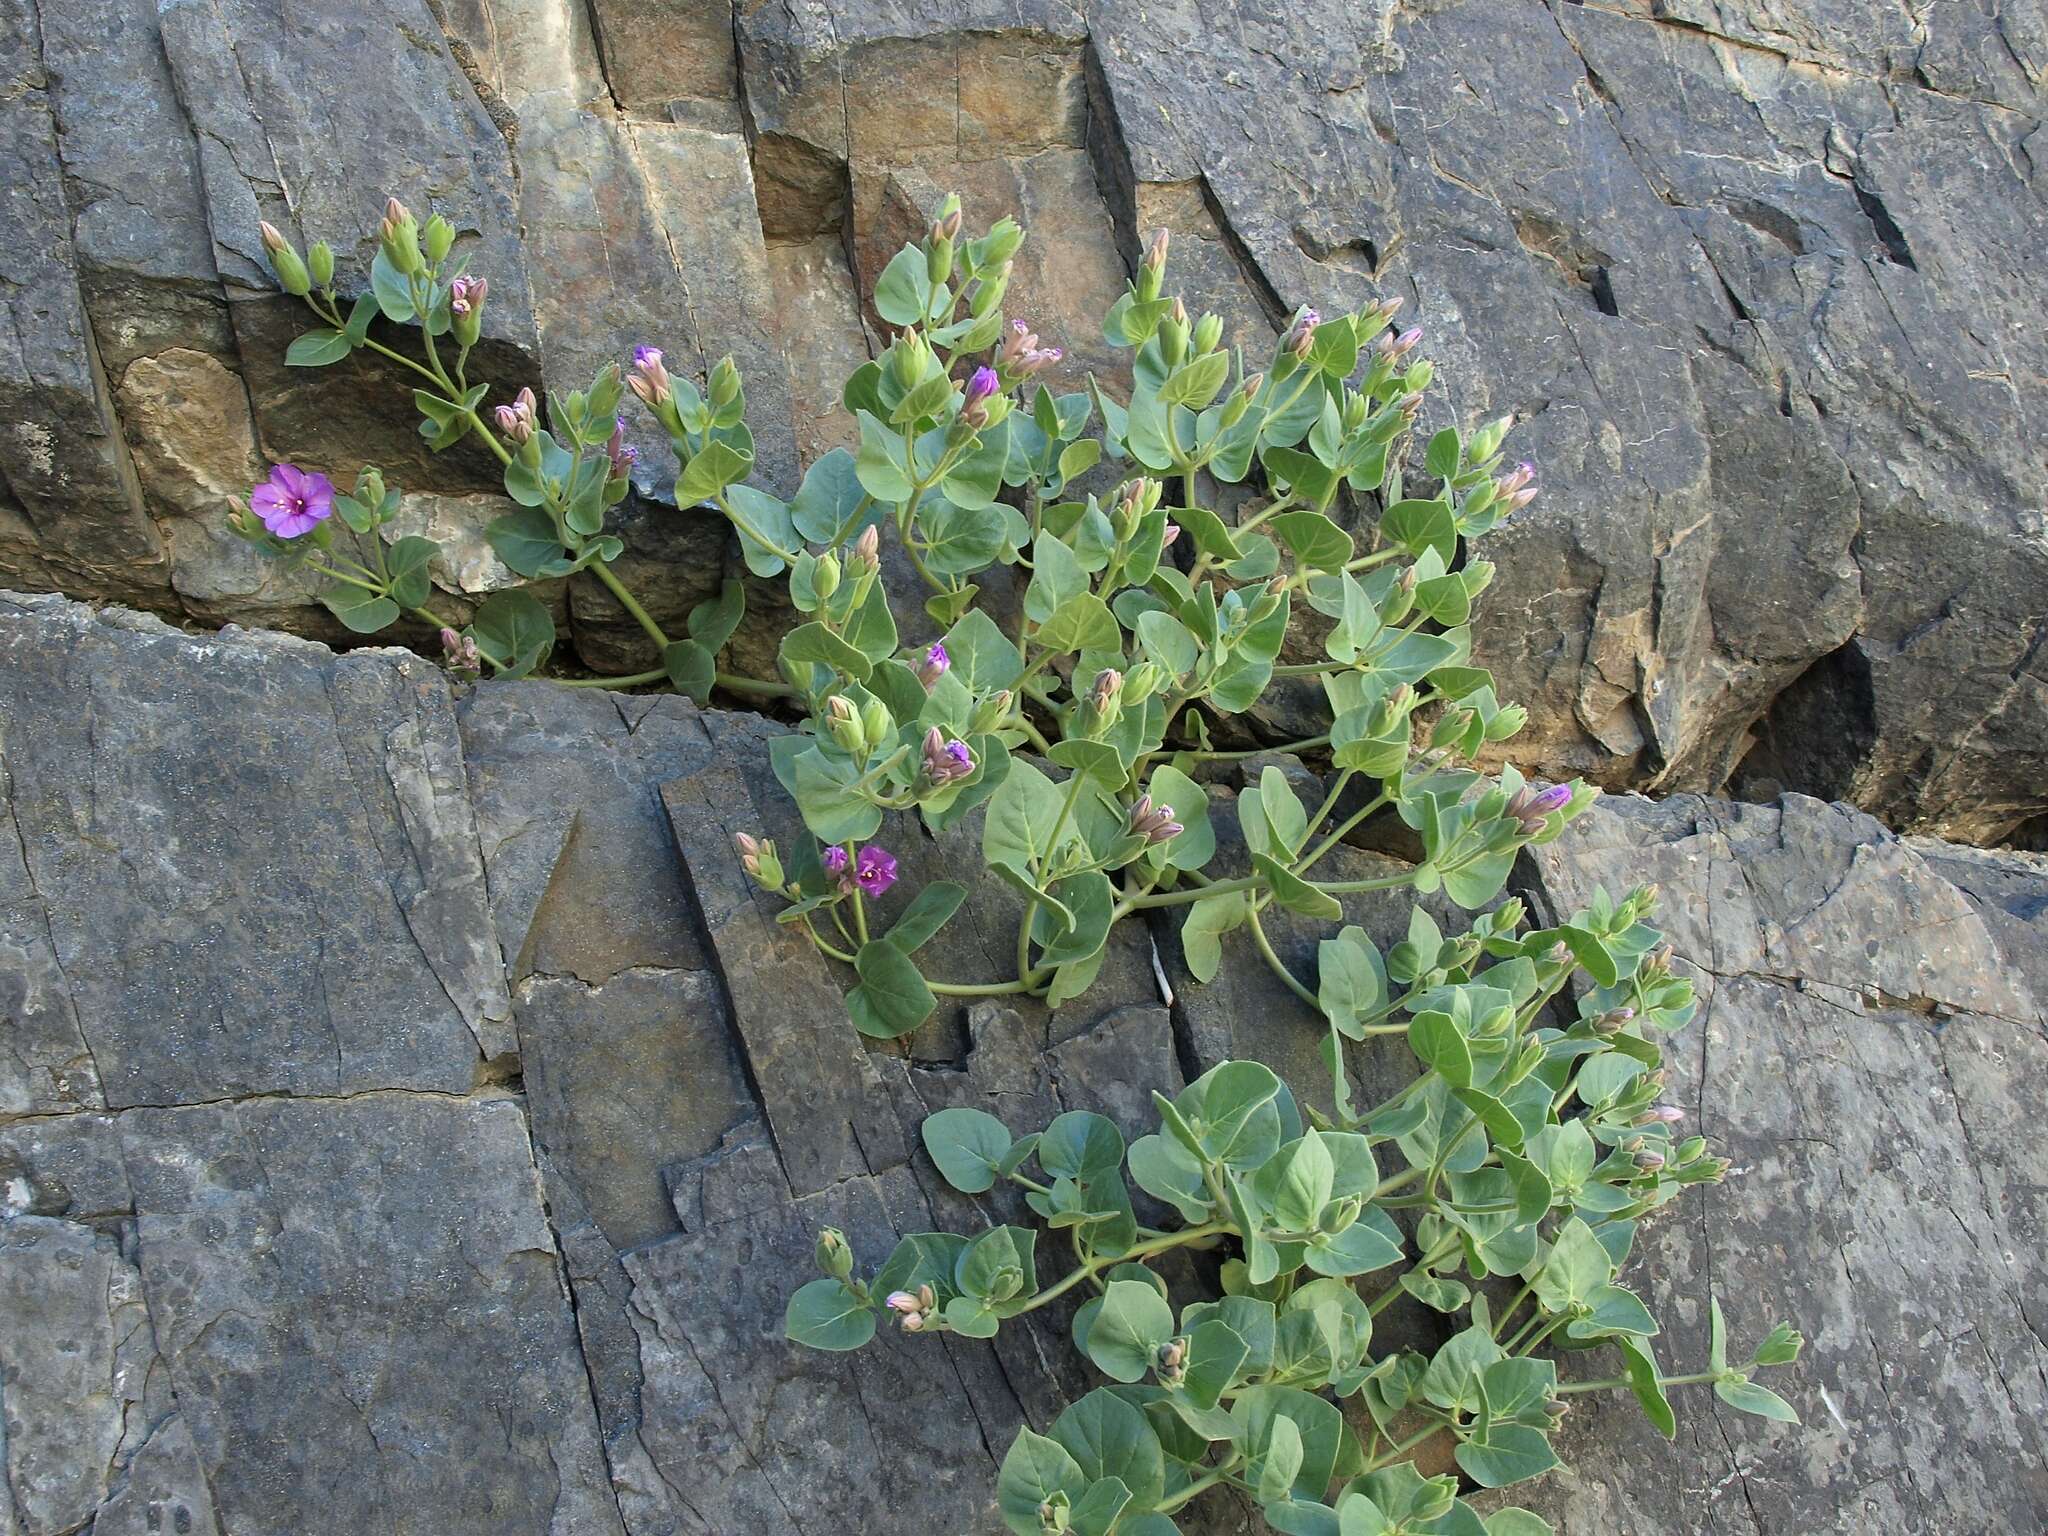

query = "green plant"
[{"left": 246, "top": 197, "right": 1799, "bottom": 1533}]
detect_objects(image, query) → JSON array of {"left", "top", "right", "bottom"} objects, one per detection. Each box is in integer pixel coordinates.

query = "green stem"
[
  {"left": 1156, "top": 1454, "right": 1243, "bottom": 1515},
  {"left": 800, "top": 919, "right": 1043, "bottom": 996},
  {"left": 1558, "top": 1370, "right": 1720, "bottom": 1395},
  {"left": 1368, "top": 1235, "right": 1460, "bottom": 1316},
  {"left": 716, "top": 671, "right": 799, "bottom": 700},
  {"left": 1177, "top": 732, "right": 1330, "bottom": 764},
  {"left": 1120, "top": 866, "right": 1415, "bottom": 913},
  {"left": 1248, "top": 908, "right": 1317, "bottom": 1007},
  {"left": 583, "top": 563, "right": 667, "bottom": 649},
  {"left": 556, "top": 668, "right": 668, "bottom": 689},
  {"left": 1012, "top": 1223, "right": 1229, "bottom": 1316},
  {"left": 1293, "top": 789, "right": 1392, "bottom": 875},
  {"left": 714, "top": 491, "right": 802, "bottom": 565},
  {"left": 1362, "top": 1422, "right": 1447, "bottom": 1474}
]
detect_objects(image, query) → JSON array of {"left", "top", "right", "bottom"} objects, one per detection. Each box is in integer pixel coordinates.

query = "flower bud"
[
  {"left": 859, "top": 697, "right": 894, "bottom": 750},
  {"left": 1593, "top": 1006, "right": 1636, "bottom": 1035},
  {"left": 1488, "top": 703, "right": 1530, "bottom": 741},
  {"left": 922, "top": 726, "right": 976, "bottom": 785},
  {"left": 1633, "top": 1150, "right": 1667, "bottom": 1173},
  {"left": 627, "top": 346, "right": 670, "bottom": 406},
  {"left": 439, "top": 627, "right": 482, "bottom": 682},
  {"left": 1470, "top": 413, "right": 1516, "bottom": 460},
  {"left": 892, "top": 326, "right": 929, "bottom": 389},
  {"left": 1137, "top": 227, "right": 1169, "bottom": 301},
  {"left": 1636, "top": 1104, "right": 1685, "bottom": 1125},
  {"left": 825, "top": 694, "right": 864, "bottom": 754},
  {"left": 852, "top": 524, "right": 881, "bottom": 573},
  {"left": 1158, "top": 309, "right": 1187, "bottom": 369},
  {"left": 1128, "top": 794, "right": 1184, "bottom": 846},
  {"left": 901, "top": 1310, "right": 926, "bottom": 1332},
  {"left": 450, "top": 275, "right": 487, "bottom": 347},
  {"left": 260, "top": 222, "right": 313, "bottom": 297},
  {"left": 915, "top": 640, "right": 950, "bottom": 690},
  {"left": 815, "top": 1227, "right": 854, "bottom": 1280},
  {"left": 1192, "top": 311, "right": 1223, "bottom": 355},
  {"left": 1161, "top": 521, "right": 1181, "bottom": 549},
  {"left": 1285, "top": 306, "right": 1320, "bottom": 360},
  {"left": 812, "top": 550, "right": 841, "bottom": 601},
  {"left": 307, "top": 241, "right": 334, "bottom": 290},
  {"left": 709, "top": 355, "right": 742, "bottom": 410},
  {"left": 493, "top": 385, "right": 538, "bottom": 446},
  {"left": 884, "top": 1290, "right": 920, "bottom": 1315},
  {"left": 961, "top": 365, "right": 1002, "bottom": 428},
  {"left": 423, "top": 214, "right": 456, "bottom": 266},
  {"left": 734, "top": 832, "right": 784, "bottom": 890},
  {"left": 971, "top": 690, "right": 1013, "bottom": 733},
  {"left": 380, "top": 197, "right": 423, "bottom": 275}
]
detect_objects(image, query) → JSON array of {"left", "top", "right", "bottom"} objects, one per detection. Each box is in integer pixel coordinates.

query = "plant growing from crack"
[{"left": 245, "top": 197, "right": 1800, "bottom": 1533}]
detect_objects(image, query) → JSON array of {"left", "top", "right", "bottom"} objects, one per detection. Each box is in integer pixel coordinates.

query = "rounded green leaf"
[
  {"left": 1050, "top": 1388, "right": 1167, "bottom": 1511},
  {"left": 783, "top": 1277, "right": 876, "bottom": 1351},
  {"left": 921, "top": 1106, "right": 1013, "bottom": 1194},
  {"left": 997, "top": 1430, "right": 1087, "bottom": 1536},
  {"left": 1085, "top": 1279, "right": 1177, "bottom": 1383}
]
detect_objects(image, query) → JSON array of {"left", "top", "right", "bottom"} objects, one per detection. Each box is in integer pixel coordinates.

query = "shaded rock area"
[
  {"left": 2, "top": 590, "right": 2045, "bottom": 1531},
  {"left": 0, "top": 0, "right": 2041, "bottom": 839}
]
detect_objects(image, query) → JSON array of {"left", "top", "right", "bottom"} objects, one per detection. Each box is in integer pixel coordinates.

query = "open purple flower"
[
  {"left": 854, "top": 845, "right": 898, "bottom": 897},
  {"left": 249, "top": 463, "right": 334, "bottom": 539}
]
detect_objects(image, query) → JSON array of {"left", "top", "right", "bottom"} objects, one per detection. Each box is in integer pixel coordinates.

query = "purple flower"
[
  {"left": 854, "top": 846, "right": 898, "bottom": 898},
  {"left": 628, "top": 347, "right": 670, "bottom": 406},
  {"left": 633, "top": 345, "right": 663, "bottom": 369},
  {"left": 249, "top": 463, "right": 335, "bottom": 539},
  {"left": 921, "top": 727, "right": 975, "bottom": 784},
  {"left": 1507, "top": 781, "right": 1574, "bottom": 834},
  {"left": 964, "top": 367, "right": 1001, "bottom": 407},
  {"left": 449, "top": 275, "right": 487, "bottom": 315},
  {"left": 916, "top": 641, "right": 950, "bottom": 689},
  {"left": 821, "top": 845, "right": 849, "bottom": 875},
  {"left": 1527, "top": 783, "right": 1572, "bottom": 815},
  {"left": 1285, "top": 307, "right": 1320, "bottom": 359}
]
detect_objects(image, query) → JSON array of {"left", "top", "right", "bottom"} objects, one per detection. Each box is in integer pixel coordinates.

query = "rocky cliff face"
[
  {"left": 2, "top": 589, "right": 2044, "bottom": 1533},
  {"left": 0, "top": 0, "right": 2040, "bottom": 839}
]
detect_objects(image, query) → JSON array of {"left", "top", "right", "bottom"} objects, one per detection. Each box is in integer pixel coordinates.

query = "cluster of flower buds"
[
  {"left": 449, "top": 274, "right": 487, "bottom": 347},
  {"left": 1494, "top": 460, "right": 1539, "bottom": 514},
  {"left": 602, "top": 416, "right": 637, "bottom": 479},
  {"left": 1114, "top": 477, "right": 1161, "bottom": 541},
  {"left": 960, "top": 365, "right": 1003, "bottom": 430},
  {"left": 1285, "top": 306, "right": 1320, "bottom": 360},
  {"left": 1505, "top": 781, "right": 1573, "bottom": 835},
  {"left": 1079, "top": 668, "right": 1123, "bottom": 736},
  {"left": 1592, "top": 1005, "right": 1637, "bottom": 1035},
  {"left": 1153, "top": 1336, "right": 1187, "bottom": 1386},
  {"left": 1635, "top": 1103, "right": 1686, "bottom": 1127},
  {"left": 922, "top": 727, "right": 976, "bottom": 785},
  {"left": 379, "top": 197, "right": 423, "bottom": 276},
  {"left": 998, "top": 319, "right": 1063, "bottom": 381},
  {"left": 733, "top": 832, "right": 785, "bottom": 891},
  {"left": 1376, "top": 325, "right": 1423, "bottom": 361},
  {"left": 915, "top": 640, "right": 950, "bottom": 690},
  {"left": 824, "top": 694, "right": 894, "bottom": 758},
  {"left": 1128, "top": 794, "right": 1184, "bottom": 846},
  {"left": 1136, "top": 227, "right": 1170, "bottom": 302},
  {"left": 1643, "top": 942, "right": 1676, "bottom": 978},
  {"left": 438, "top": 626, "right": 482, "bottom": 682},
  {"left": 927, "top": 198, "right": 964, "bottom": 284},
  {"left": 884, "top": 1284, "right": 936, "bottom": 1332},
  {"left": 493, "top": 385, "right": 539, "bottom": 446}
]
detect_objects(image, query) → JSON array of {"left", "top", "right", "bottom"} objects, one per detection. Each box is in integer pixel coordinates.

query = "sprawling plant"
[{"left": 249, "top": 199, "right": 1798, "bottom": 1534}]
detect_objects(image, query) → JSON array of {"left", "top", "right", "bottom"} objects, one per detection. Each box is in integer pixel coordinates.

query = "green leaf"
[
  {"left": 319, "top": 587, "right": 402, "bottom": 635},
  {"left": 1426, "top": 427, "right": 1462, "bottom": 480},
  {"left": 889, "top": 881, "right": 967, "bottom": 953},
  {"left": 1070, "top": 1477, "right": 1133, "bottom": 1536},
  {"left": 919, "top": 497, "right": 1007, "bottom": 577},
  {"left": 1484, "top": 1513, "right": 1555, "bottom": 1536},
  {"left": 370, "top": 248, "right": 414, "bottom": 321},
  {"left": 1318, "top": 927, "right": 1387, "bottom": 1039},
  {"left": 728, "top": 482, "right": 797, "bottom": 576},
  {"left": 1410, "top": 1011, "right": 1473, "bottom": 1088},
  {"left": 855, "top": 410, "right": 914, "bottom": 503},
  {"left": 686, "top": 580, "right": 747, "bottom": 652},
  {"left": 1258, "top": 1415, "right": 1306, "bottom": 1504},
  {"left": 1036, "top": 593, "right": 1121, "bottom": 654},
  {"left": 1253, "top": 852, "right": 1343, "bottom": 919},
  {"left": 790, "top": 747, "right": 882, "bottom": 844},
  {"left": 1025, "top": 531, "right": 1088, "bottom": 623},
  {"left": 1181, "top": 1320, "right": 1251, "bottom": 1411},
  {"left": 1617, "top": 1335, "right": 1676, "bottom": 1438},
  {"left": 469, "top": 590, "right": 555, "bottom": 677},
  {"left": 997, "top": 1430, "right": 1088, "bottom": 1536},
  {"left": 1127, "top": 1135, "right": 1212, "bottom": 1223},
  {"left": 983, "top": 758, "right": 1064, "bottom": 874},
  {"left": 1455, "top": 1424, "right": 1559, "bottom": 1490},
  {"left": 1261, "top": 1131, "right": 1335, "bottom": 1232},
  {"left": 486, "top": 507, "right": 570, "bottom": 577},
  {"left": 1050, "top": 1389, "right": 1167, "bottom": 1512},
  {"left": 1714, "top": 1377, "right": 1799, "bottom": 1423},
  {"left": 941, "top": 607, "right": 1025, "bottom": 693},
  {"left": 382, "top": 535, "right": 438, "bottom": 608},
  {"left": 1086, "top": 1280, "right": 1177, "bottom": 1383},
  {"left": 661, "top": 640, "right": 715, "bottom": 703},
  {"left": 783, "top": 1277, "right": 875, "bottom": 1351},
  {"left": 779, "top": 621, "right": 873, "bottom": 682},
  {"left": 285, "top": 329, "right": 352, "bottom": 367},
  {"left": 874, "top": 244, "right": 938, "bottom": 327},
  {"left": 789, "top": 447, "right": 871, "bottom": 544},
  {"left": 343, "top": 292, "right": 378, "bottom": 345},
  {"left": 1179, "top": 891, "right": 1247, "bottom": 984},
  {"left": 1039, "top": 1112, "right": 1126, "bottom": 1181},
  {"left": 677, "top": 440, "right": 753, "bottom": 506},
  {"left": 957, "top": 1224, "right": 1036, "bottom": 1304},
  {"left": 851, "top": 939, "right": 937, "bottom": 1038},
  {"left": 1035, "top": 870, "right": 1115, "bottom": 967},
  {"left": 1272, "top": 511, "right": 1353, "bottom": 571},
  {"left": 921, "top": 1106, "right": 1013, "bottom": 1194}
]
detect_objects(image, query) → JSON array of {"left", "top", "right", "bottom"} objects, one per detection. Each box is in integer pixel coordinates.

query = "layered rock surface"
[
  {"left": 2, "top": 589, "right": 2043, "bottom": 1532},
  {"left": 0, "top": 0, "right": 2041, "bottom": 838}
]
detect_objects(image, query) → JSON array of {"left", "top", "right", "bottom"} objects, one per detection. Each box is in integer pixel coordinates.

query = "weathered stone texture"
[
  {"left": 1, "top": 0, "right": 2040, "bottom": 837},
  {"left": 4, "top": 594, "right": 2044, "bottom": 1531}
]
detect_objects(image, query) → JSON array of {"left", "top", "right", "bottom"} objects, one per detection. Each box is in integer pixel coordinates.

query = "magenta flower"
[
  {"left": 821, "top": 846, "right": 849, "bottom": 876},
  {"left": 249, "top": 463, "right": 334, "bottom": 539},
  {"left": 449, "top": 275, "right": 486, "bottom": 316},
  {"left": 633, "top": 345, "right": 663, "bottom": 369},
  {"left": 854, "top": 846, "right": 898, "bottom": 897},
  {"left": 916, "top": 641, "right": 950, "bottom": 689},
  {"left": 964, "top": 367, "right": 1000, "bottom": 407}
]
